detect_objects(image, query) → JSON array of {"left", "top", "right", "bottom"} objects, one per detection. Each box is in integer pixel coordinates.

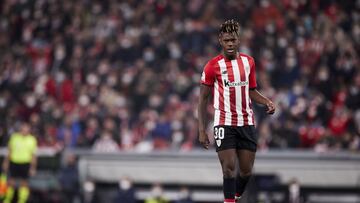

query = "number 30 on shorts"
[{"left": 214, "top": 127, "right": 225, "bottom": 139}]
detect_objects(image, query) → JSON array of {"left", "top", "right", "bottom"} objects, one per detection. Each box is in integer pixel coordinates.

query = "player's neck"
[{"left": 222, "top": 52, "right": 238, "bottom": 60}]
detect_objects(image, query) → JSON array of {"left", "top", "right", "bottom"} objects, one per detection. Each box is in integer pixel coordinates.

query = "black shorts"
[
  {"left": 9, "top": 162, "right": 30, "bottom": 179},
  {"left": 214, "top": 125, "right": 258, "bottom": 152}
]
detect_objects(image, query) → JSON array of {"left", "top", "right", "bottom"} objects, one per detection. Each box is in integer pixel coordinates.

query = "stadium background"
[{"left": 0, "top": 0, "right": 359, "bottom": 202}]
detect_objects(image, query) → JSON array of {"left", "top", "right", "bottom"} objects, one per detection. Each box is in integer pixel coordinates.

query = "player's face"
[
  {"left": 20, "top": 123, "right": 31, "bottom": 135},
  {"left": 219, "top": 32, "right": 240, "bottom": 59}
]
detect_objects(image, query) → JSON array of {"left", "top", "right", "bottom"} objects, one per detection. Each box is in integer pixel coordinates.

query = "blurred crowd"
[{"left": 0, "top": 0, "right": 359, "bottom": 152}]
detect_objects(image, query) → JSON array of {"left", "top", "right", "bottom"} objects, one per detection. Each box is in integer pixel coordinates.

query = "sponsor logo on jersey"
[{"left": 224, "top": 79, "right": 248, "bottom": 87}]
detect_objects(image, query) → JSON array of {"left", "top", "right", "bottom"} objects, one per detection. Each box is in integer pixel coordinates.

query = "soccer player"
[
  {"left": 2, "top": 122, "right": 37, "bottom": 203},
  {"left": 198, "top": 20, "right": 275, "bottom": 203}
]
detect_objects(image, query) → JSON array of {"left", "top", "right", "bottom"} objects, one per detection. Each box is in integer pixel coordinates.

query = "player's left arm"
[
  {"left": 249, "top": 89, "right": 275, "bottom": 114},
  {"left": 248, "top": 56, "right": 275, "bottom": 114},
  {"left": 2, "top": 133, "right": 16, "bottom": 174},
  {"left": 30, "top": 154, "right": 37, "bottom": 176},
  {"left": 30, "top": 137, "right": 38, "bottom": 176}
]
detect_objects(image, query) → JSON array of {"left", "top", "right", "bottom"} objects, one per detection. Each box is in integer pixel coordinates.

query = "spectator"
[
  {"left": 175, "top": 187, "right": 194, "bottom": 203},
  {"left": 58, "top": 153, "right": 80, "bottom": 203},
  {"left": 288, "top": 178, "right": 301, "bottom": 203},
  {"left": 92, "top": 131, "right": 119, "bottom": 153},
  {"left": 145, "top": 183, "right": 169, "bottom": 203},
  {"left": 151, "top": 115, "right": 172, "bottom": 150},
  {"left": 113, "top": 177, "right": 136, "bottom": 203}
]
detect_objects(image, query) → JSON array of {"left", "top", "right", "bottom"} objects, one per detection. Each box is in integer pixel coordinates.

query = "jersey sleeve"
[
  {"left": 249, "top": 57, "right": 257, "bottom": 89},
  {"left": 200, "top": 61, "right": 216, "bottom": 86}
]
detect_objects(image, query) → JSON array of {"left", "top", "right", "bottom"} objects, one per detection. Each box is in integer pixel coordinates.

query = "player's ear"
[{"left": 218, "top": 34, "right": 223, "bottom": 45}]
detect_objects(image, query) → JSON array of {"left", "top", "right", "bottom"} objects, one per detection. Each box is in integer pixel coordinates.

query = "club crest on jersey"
[
  {"left": 224, "top": 79, "right": 248, "bottom": 87},
  {"left": 216, "top": 139, "right": 222, "bottom": 147},
  {"left": 201, "top": 72, "right": 206, "bottom": 81}
]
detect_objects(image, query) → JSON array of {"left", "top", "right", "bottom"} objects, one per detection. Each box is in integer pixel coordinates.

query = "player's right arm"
[
  {"left": 198, "top": 60, "right": 216, "bottom": 149},
  {"left": 198, "top": 85, "right": 212, "bottom": 149},
  {"left": 2, "top": 134, "right": 13, "bottom": 173},
  {"left": 2, "top": 150, "right": 10, "bottom": 174}
]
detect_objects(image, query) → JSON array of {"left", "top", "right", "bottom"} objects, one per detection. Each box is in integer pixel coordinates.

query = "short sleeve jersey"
[
  {"left": 200, "top": 53, "right": 257, "bottom": 126},
  {"left": 9, "top": 133, "right": 37, "bottom": 164}
]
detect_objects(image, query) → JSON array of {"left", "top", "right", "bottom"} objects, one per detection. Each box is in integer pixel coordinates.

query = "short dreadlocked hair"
[{"left": 219, "top": 19, "right": 240, "bottom": 36}]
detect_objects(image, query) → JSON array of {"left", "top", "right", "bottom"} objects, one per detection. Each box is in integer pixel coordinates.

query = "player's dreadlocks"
[{"left": 219, "top": 19, "right": 240, "bottom": 36}]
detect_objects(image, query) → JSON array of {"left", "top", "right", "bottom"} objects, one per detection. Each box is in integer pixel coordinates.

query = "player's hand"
[
  {"left": 29, "top": 167, "right": 36, "bottom": 177},
  {"left": 2, "top": 161, "right": 8, "bottom": 173},
  {"left": 265, "top": 101, "right": 275, "bottom": 114},
  {"left": 199, "top": 131, "right": 210, "bottom": 150}
]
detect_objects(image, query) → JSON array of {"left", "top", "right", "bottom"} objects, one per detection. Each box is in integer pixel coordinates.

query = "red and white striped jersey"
[{"left": 200, "top": 53, "right": 257, "bottom": 127}]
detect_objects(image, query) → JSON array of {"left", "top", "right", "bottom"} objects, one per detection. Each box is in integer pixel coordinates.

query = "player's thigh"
[
  {"left": 218, "top": 148, "right": 237, "bottom": 176},
  {"left": 214, "top": 126, "right": 240, "bottom": 175},
  {"left": 236, "top": 149, "right": 256, "bottom": 176}
]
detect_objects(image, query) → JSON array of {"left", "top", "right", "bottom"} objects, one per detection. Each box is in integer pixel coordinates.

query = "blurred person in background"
[
  {"left": 288, "top": 178, "right": 301, "bottom": 203},
  {"left": 175, "top": 186, "right": 194, "bottom": 203},
  {"left": 92, "top": 131, "right": 119, "bottom": 153},
  {"left": 145, "top": 183, "right": 169, "bottom": 203},
  {"left": 198, "top": 20, "right": 275, "bottom": 203},
  {"left": 58, "top": 153, "right": 80, "bottom": 203},
  {"left": 113, "top": 176, "right": 136, "bottom": 203},
  {"left": 151, "top": 115, "right": 172, "bottom": 150},
  {"left": 82, "top": 180, "right": 95, "bottom": 203},
  {"left": 2, "top": 122, "right": 37, "bottom": 203}
]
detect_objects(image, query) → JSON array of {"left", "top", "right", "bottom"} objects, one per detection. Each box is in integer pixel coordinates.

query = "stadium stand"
[{"left": 0, "top": 0, "right": 359, "bottom": 151}]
